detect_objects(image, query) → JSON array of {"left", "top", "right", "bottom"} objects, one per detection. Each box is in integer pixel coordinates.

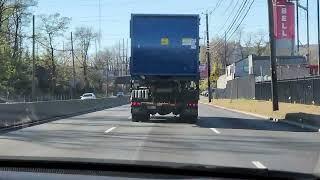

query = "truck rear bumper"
[{"left": 131, "top": 102, "right": 198, "bottom": 116}]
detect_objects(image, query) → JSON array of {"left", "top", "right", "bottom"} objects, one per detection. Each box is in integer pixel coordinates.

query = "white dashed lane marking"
[
  {"left": 104, "top": 127, "right": 117, "bottom": 134},
  {"left": 210, "top": 128, "right": 221, "bottom": 134},
  {"left": 252, "top": 161, "right": 267, "bottom": 169}
]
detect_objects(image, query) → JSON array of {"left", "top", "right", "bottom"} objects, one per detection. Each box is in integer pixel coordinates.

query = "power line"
[
  {"left": 214, "top": 0, "right": 254, "bottom": 49},
  {"left": 216, "top": 0, "right": 241, "bottom": 35},
  {"left": 224, "top": 0, "right": 235, "bottom": 12},
  {"left": 224, "top": 0, "right": 249, "bottom": 35},
  {"left": 212, "top": 0, "right": 254, "bottom": 51},
  {"left": 208, "top": 0, "right": 223, "bottom": 15},
  {"left": 208, "top": 0, "right": 249, "bottom": 50},
  {"left": 227, "top": 0, "right": 255, "bottom": 41},
  {"left": 35, "top": 39, "right": 71, "bottom": 52}
]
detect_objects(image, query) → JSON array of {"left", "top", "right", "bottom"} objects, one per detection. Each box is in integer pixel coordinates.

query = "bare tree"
[
  {"left": 38, "top": 13, "right": 71, "bottom": 94},
  {"left": 11, "top": 0, "right": 37, "bottom": 60},
  {"left": 74, "top": 26, "right": 97, "bottom": 90},
  {"left": 253, "top": 31, "right": 268, "bottom": 56}
]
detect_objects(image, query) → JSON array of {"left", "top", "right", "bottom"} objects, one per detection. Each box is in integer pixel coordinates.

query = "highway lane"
[{"left": 0, "top": 103, "right": 319, "bottom": 174}]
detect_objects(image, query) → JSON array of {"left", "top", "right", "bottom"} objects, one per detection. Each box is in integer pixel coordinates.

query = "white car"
[
  {"left": 80, "top": 93, "right": 96, "bottom": 100},
  {"left": 116, "top": 92, "right": 124, "bottom": 97}
]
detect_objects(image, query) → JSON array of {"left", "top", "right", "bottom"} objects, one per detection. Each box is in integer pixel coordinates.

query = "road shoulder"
[{"left": 200, "top": 99, "right": 320, "bottom": 132}]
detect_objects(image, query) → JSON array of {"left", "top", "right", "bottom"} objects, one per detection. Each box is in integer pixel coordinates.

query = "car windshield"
[
  {"left": 0, "top": 0, "right": 320, "bottom": 177},
  {"left": 83, "top": 94, "right": 93, "bottom": 97}
]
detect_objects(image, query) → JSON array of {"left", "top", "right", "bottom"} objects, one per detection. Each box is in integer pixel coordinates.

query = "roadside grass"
[{"left": 200, "top": 97, "right": 320, "bottom": 120}]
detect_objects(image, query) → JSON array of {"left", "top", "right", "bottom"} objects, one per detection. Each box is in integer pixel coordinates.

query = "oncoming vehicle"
[{"left": 80, "top": 93, "right": 96, "bottom": 100}]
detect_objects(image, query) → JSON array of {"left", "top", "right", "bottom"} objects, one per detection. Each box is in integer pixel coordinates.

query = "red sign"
[
  {"left": 273, "top": 0, "right": 295, "bottom": 40},
  {"left": 199, "top": 64, "right": 208, "bottom": 79}
]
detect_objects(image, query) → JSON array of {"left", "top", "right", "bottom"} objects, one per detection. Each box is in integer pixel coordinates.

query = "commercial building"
[{"left": 217, "top": 54, "right": 309, "bottom": 89}]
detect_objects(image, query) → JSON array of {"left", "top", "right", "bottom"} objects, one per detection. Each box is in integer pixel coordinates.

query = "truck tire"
[
  {"left": 180, "top": 114, "right": 198, "bottom": 124},
  {"left": 132, "top": 114, "right": 139, "bottom": 122},
  {"left": 187, "top": 115, "right": 198, "bottom": 124},
  {"left": 131, "top": 113, "right": 150, "bottom": 122},
  {"left": 140, "top": 113, "right": 150, "bottom": 122}
]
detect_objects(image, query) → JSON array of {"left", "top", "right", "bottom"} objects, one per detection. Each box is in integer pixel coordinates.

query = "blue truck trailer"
[{"left": 130, "top": 14, "right": 200, "bottom": 123}]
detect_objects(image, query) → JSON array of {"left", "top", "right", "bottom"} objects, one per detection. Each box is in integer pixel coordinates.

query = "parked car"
[
  {"left": 116, "top": 92, "right": 124, "bottom": 97},
  {"left": 80, "top": 93, "right": 96, "bottom": 100}
]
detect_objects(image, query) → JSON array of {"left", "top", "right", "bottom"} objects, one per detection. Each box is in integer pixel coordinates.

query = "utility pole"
[
  {"left": 306, "top": 0, "right": 310, "bottom": 64},
  {"left": 267, "top": 0, "right": 279, "bottom": 111},
  {"left": 297, "top": 0, "right": 310, "bottom": 62},
  {"left": 98, "top": 0, "right": 101, "bottom": 50},
  {"left": 95, "top": 38, "right": 98, "bottom": 62},
  {"left": 62, "top": 41, "right": 65, "bottom": 62},
  {"left": 106, "top": 58, "right": 109, "bottom": 96},
  {"left": 117, "top": 41, "right": 120, "bottom": 76},
  {"left": 71, "top": 32, "right": 76, "bottom": 98},
  {"left": 296, "top": 0, "right": 299, "bottom": 53},
  {"left": 32, "top": 15, "right": 36, "bottom": 101},
  {"left": 206, "top": 12, "right": 212, "bottom": 102},
  {"left": 122, "top": 38, "right": 125, "bottom": 76},
  {"left": 126, "top": 38, "right": 129, "bottom": 75},
  {"left": 224, "top": 31, "right": 227, "bottom": 71},
  {"left": 318, "top": 0, "right": 320, "bottom": 75}
]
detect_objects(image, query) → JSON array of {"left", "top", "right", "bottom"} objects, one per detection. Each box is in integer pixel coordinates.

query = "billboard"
[
  {"left": 273, "top": 0, "right": 295, "bottom": 40},
  {"left": 273, "top": 0, "right": 295, "bottom": 56}
]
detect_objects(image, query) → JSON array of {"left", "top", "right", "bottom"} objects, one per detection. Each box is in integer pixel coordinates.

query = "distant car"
[
  {"left": 201, "top": 91, "right": 208, "bottom": 97},
  {"left": 116, "top": 92, "right": 124, "bottom": 97},
  {"left": 80, "top": 93, "right": 96, "bottom": 100}
]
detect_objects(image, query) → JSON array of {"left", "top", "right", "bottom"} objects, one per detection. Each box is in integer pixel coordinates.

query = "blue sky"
[{"left": 32, "top": 0, "right": 318, "bottom": 49}]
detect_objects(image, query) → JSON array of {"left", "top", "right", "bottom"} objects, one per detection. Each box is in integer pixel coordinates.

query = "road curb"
[{"left": 200, "top": 101, "right": 320, "bottom": 132}]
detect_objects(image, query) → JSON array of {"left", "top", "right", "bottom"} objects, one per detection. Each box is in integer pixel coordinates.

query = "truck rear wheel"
[
  {"left": 132, "top": 113, "right": 150, "bottom": 122},
  {"left": 132, "top": 114, "right": 139, "bottom": 122},
  {"left": 180, "top": 113, "right": 198, "bottom": 124}
]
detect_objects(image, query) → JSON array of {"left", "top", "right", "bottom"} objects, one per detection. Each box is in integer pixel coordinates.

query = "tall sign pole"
[
  {"left": 268, "top": 0, "right": 279, "bottom": 111},
  {"left": 296, "top": 0, "right": 299, "bottom": 53},
  {"left": 318, "top": 0, "right": 320, "bottom": 75},
  {"left": 307, "top": 0, "right": 310, "bottom": 63},
  {"left": 206, "top": 12, "right": 212, "bottom": 102}
]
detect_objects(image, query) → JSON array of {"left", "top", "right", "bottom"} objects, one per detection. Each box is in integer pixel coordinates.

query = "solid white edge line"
[
  {"left": 252, "top": 161, "right": 267, "bottom": 169},
  {"left": 210, "top": 128, "right": 221, "bottom": 134},
  {"left": 104, "top": 127, "right": 117, "bottom": 134}
]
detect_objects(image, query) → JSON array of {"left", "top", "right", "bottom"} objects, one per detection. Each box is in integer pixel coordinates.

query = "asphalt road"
[{"left": 0, "top": 103, "right": 319, "bottom": 175}]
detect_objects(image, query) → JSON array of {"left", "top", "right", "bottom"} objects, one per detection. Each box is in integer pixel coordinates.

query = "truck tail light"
[
  {"left": 131, "top": 102, "right": 141, "bottom": 107},
  {"left": 187, "top": 103, "right": 198, "bottom": 108}
]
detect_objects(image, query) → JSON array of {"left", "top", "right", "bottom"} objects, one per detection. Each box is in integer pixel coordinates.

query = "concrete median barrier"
[
  {"left": 0, "top": 97, "right": 129, "bottom": 128},
  {"left": 284, "top": 113, "right": 320, "bottom": 131}
]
